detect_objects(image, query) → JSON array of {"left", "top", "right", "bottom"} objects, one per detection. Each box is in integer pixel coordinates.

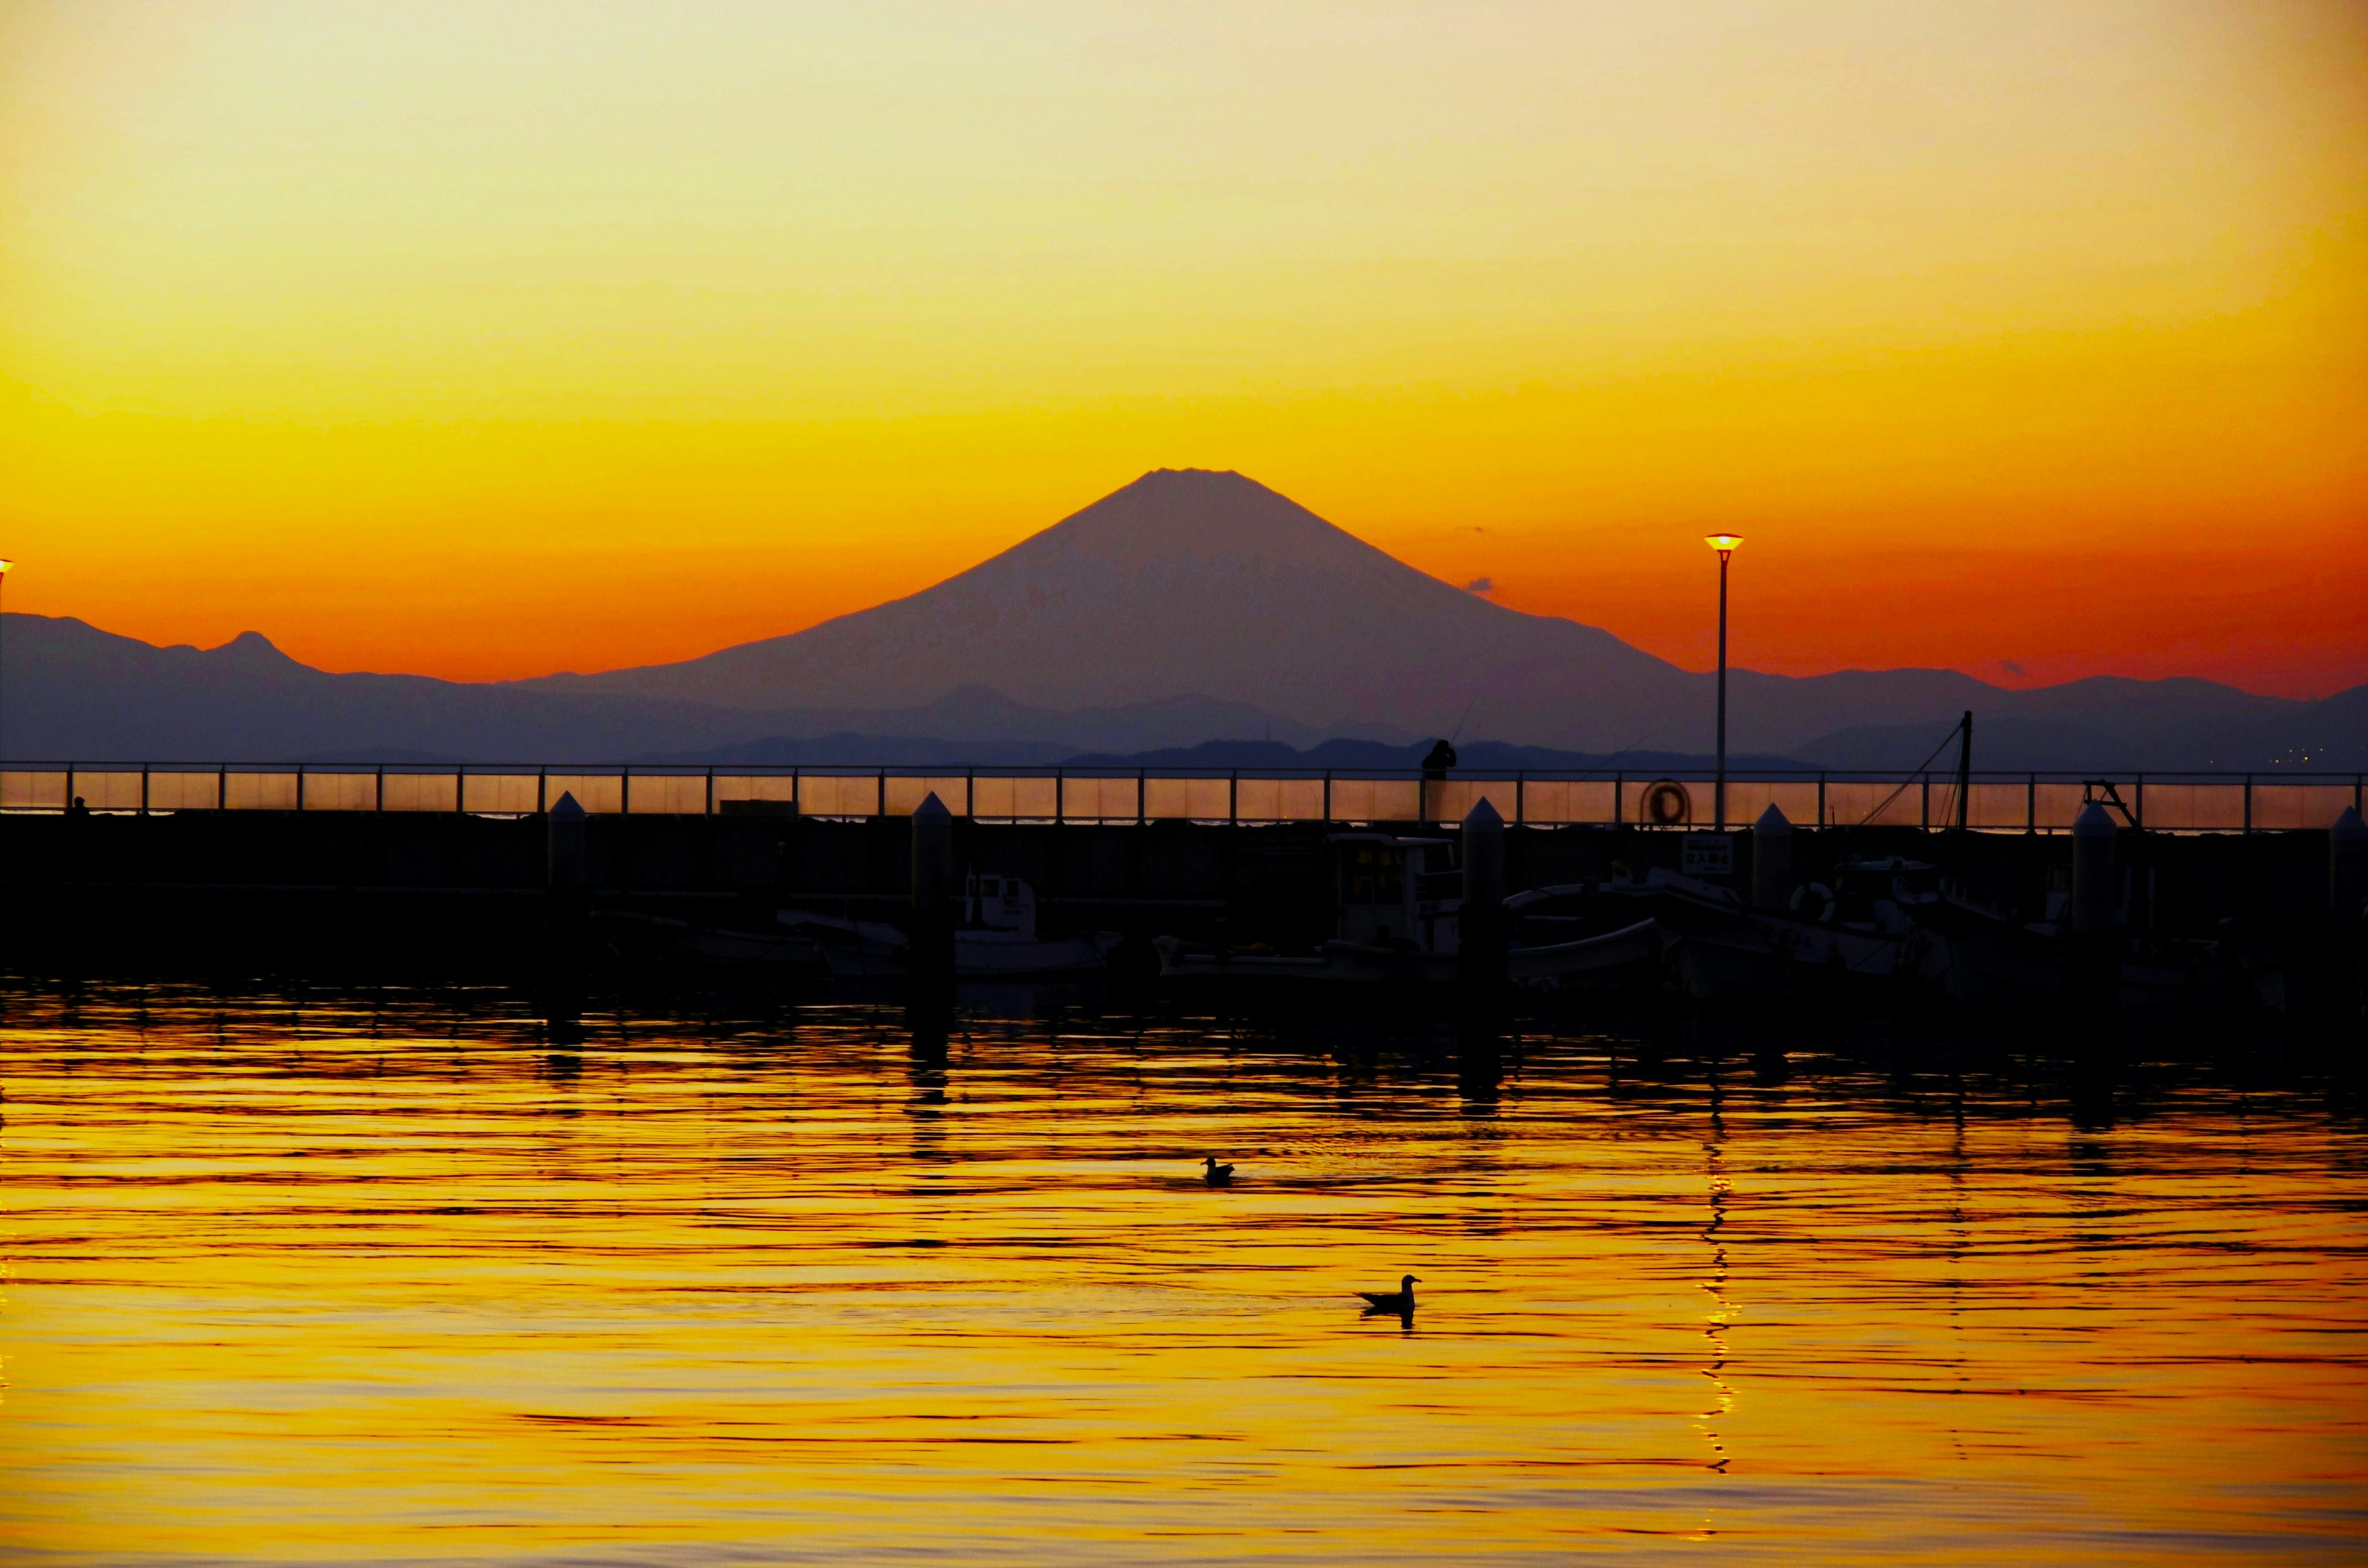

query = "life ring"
[
  {"left": 1642, "top": 779, "right": 1691, "bottom": 827},
  {"left": 1790, "top": 881, "right": 1835, "bottom": 924}
]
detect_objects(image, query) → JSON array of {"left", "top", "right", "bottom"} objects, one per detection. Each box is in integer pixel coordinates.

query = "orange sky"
[{"left": 2, "top": 2, "right": 2364, "bottom": 696}]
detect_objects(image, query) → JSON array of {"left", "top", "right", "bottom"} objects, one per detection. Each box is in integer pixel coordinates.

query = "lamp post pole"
[{"left": 1704, "top": 536, "right": 1742, "bottom": 832}]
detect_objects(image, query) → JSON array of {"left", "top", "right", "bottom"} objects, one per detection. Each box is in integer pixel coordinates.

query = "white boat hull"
[
  {"left": 781, "top": 912, "right": 1119, "bottom": 977},
  {"left": 1923, "top": 899, "right": 2225, "bottom": 1010},
  {"left": 1614, "top": 882, "right": 1940, "bottom": 1003},
  {"left": 597, "top": 911, "right": 824, "bottom": 969},
  {"left": 1153, "top": 918, "right": 1660, "bottom": 990},
  {"left": 1510, "top": 918, "right": 1664, "bottom": 991}
]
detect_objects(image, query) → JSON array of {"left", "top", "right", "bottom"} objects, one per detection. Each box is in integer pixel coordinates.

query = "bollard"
[
  {"left": 1751, "top": 802, "right": 1793, "bottom": 911},
  {"left": 1457, "top": 798, "right": 1508, "bottom": 1044},
  {"left": 1462, "top": 797, "right": 1505, "bottom": 911},
  {"left": 546, "top": 791, "right": 588, "bottom": 890},
  {"left": 2332, "top": 805, "right": 2366, "bottom": 922},
  {"left": 541, "top": 791, "right": 590, "bottom": 1043},
  {"left": 2068, "top": 800, "right": 2119, "bottom": 1016},
  {"left": 909, "top": 792, "right": 956, "bottom": 1009},
  {"left": 2071, "top": 802, "right": 2118, "bottom": 934},
  {"left": 2335, "top": 806, "right": 2368, "bottom": 1028}
]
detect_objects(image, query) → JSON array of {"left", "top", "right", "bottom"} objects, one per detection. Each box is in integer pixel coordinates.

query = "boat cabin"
[
  {"left": 1329, "top": 834, "right": 1462, "bottom": 951},
  {"left": 1827, "top": 856, "right": 1940, "bottom": 932},
  {"left": 963, "top": 872, "right": 1039, "bottom": 940}
]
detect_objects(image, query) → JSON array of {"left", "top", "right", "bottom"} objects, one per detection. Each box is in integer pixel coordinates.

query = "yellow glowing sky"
[{"left": 2, "top": 2, "right": 2364, "bottom": 694}]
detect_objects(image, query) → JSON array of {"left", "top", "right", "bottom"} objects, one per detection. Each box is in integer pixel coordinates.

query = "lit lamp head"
[
  {"left": 0, "top": 558, "right": 13, "bottom": 573},
  {"left": 1704, "top": 534, "right": 1743, "bottom": 562}
]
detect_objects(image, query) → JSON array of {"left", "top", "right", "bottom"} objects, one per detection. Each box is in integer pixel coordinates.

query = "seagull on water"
[
  {"left": 1202, "top": 1155, "right": 1235, "bottom": 1186},
  {"left": 1357, "top": 1275, "right": 1420, "bottom": 1313}
]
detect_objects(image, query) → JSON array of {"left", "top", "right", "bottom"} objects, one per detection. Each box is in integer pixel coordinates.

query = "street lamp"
[{"left": 1703, "top": 535, "right": 1742, "bottom": 832}]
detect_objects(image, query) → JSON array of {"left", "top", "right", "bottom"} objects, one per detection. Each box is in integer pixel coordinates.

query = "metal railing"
[{"left": 3, "top": 762, "right": 2361, "bottom": 833}]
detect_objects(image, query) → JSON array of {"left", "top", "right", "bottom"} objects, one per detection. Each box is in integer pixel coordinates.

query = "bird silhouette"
[
  {"left": 1357, "top": 1275, "right": 1420, "bottom": 1313},
  {"left": 1202, "top": 1155, "right": 1235, "bottom": 1187}
]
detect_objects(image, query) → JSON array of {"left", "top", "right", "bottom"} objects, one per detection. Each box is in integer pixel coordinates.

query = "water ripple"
[{"left": 2, "top": 980, "right": 2363, "bottom": 1563}]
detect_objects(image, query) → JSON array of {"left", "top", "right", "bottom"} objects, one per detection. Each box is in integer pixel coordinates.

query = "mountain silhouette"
[
  {"left": 4, "top": 470, "right": 2361, "bottom": 769},
  {"left": 519, "top": 469, "right": 2353, "bottom": 761},
  {"left": 525, "top": 469, "right": 1694, "bottom": 747},
  {"left": 0, "top": 615, "right": 1338, "bottom": 763}
]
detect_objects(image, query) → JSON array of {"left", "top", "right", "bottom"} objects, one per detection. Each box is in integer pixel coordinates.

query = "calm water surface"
[{"left": 1, "top": 982, "right": 2362, "bottom": 1564}]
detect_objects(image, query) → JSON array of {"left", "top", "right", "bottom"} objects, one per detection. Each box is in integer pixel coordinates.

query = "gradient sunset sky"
[{"left": 2, "top": 1, "right": 2363, "bottom": 696}]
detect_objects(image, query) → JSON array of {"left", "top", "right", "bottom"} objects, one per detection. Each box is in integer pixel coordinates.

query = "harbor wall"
[{"left": 0, "top": 808, "right": 2348, "bottom": 974}]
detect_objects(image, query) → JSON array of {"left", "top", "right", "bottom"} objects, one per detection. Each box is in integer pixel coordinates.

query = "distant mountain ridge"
[
  {"left": 1061, "top": 738, "right": 1804, "bottom": 773},
  {"left": 0, "top": 615, "right": 1362, "bottom": 765},
  {"left": 3, "top": 469, "right": 2362, "bottom": 770}
]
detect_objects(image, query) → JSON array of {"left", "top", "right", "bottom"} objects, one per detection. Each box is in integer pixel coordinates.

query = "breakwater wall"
[{"left": 1, "top": 808, "right": 2350, "bottom": 974}]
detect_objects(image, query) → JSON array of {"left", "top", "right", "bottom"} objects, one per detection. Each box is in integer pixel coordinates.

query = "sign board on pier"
[{"left": 1682, "top": 834, "right": 1735, "bottom": 877}]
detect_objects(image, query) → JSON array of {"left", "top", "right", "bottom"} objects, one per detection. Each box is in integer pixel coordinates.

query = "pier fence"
[{"left": 4, "top": 763, "right": 2360, "bottom": 834}]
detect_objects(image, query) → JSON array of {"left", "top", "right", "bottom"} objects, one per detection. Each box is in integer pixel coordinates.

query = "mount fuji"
[
  {"left": 5, "top": 470, "right": 2359, "bottom": 769},
  {"left": 522, "top": 469, "right": 1801, "bottom": 752},
  {"left": 524, "top": 468, "right": 2349, "bottom": 765}
]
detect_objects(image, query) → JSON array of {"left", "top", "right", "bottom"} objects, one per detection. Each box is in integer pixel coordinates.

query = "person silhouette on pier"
[{"left": 1421, "top": 739, "right": 1457, "bottom": 821}]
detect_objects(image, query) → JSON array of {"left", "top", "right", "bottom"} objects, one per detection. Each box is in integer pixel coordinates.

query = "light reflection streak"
[{"left": 1696, "top": 1059, "right": 1736, "bottom": 1546}]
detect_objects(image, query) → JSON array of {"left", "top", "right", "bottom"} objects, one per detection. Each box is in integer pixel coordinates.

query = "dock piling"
[
  {"left": 2069, "top": 800, "right": 2119, "bottom": 1011},
  {"left": 541, "top": 790, "right": 590, "bottom": 1041},
  {"left": 2333, "top": 806, "right": 2366, "bottom": 922},
  {"left": 546, "top": 791, "right": 588, "bottom": 891},
  {"left": 910, "top": 792, "right": 955, "bottom": 1012},
  {"left": 2071, "top": 802, "right": 2118, "bottom": 934},
  {"left": 1751, "top": 802, "right": 1793, "bottom": 910},
  {"left": 1458, "top": 799, "right": 1508, "bottom": 1042}
]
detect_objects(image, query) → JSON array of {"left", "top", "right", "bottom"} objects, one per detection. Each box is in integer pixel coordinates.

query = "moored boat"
[
  {"left": 1606, "top": 859, "right": 1946, "bottom": 1003},
  {"left": 1154, "top": 834, "right": 1662, "bottom": 990},
  {"left": 779, "top": 874, "right": 1120, "bottom": 978},
  {"left": 594, "top": 909, "right": 825, "bottom": 970},
  {"left": 2216, "top": 917, "right": 2350, "bottom": 1017},
  {"left": 1919, "top": 893, "right": 2224, "bottom": 1010},
  {"left": 1153, "top": 918, "right": 1660, "bottom": 988}
]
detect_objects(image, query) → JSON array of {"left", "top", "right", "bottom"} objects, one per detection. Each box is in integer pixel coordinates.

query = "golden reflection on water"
[{"left": 1, "top": 983, "right": 2362, "bottom": 1563}]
